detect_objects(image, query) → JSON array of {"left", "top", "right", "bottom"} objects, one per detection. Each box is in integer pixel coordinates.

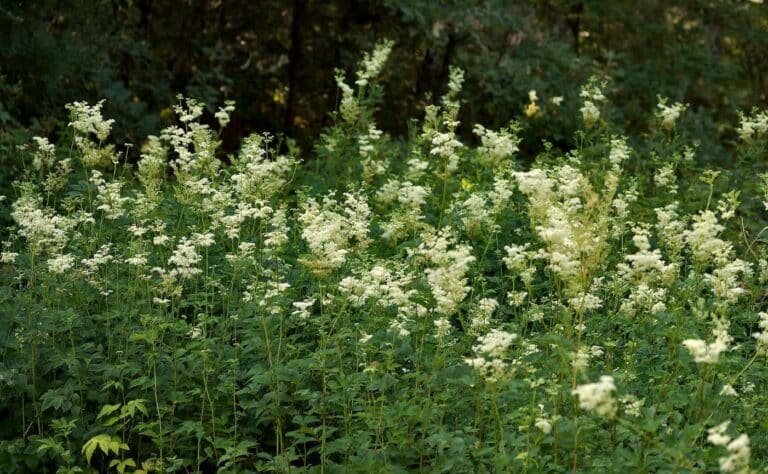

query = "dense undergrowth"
[{"left": 3, "top": 43, "right": 768, "bottom": 473}]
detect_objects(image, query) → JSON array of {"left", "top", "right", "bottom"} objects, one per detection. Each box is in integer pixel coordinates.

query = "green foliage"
[
  {"left": 2, "top": 38, "right": 768, "bottom": 473},
  {"left": 82, "top": 434, "right": 129, "bottom": 465}
]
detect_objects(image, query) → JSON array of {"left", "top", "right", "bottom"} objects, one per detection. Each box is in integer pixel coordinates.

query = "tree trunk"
[{"left": 284, "top": 0, "right": 308, "bottom": 134}]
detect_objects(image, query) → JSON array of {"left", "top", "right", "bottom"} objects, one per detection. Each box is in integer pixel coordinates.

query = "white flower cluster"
[
  {"left": 514, "top": 157, "right": 619, "bottom": 295},
  {"left": 610, "top": 180, "right": 639, "bottom": 238},
  {"left": 469, "top": 298, "right": 499, "bottom": 332},
  {"left": 419, "top": 93, "right": 464, "bottom": 179},
  {"left": 514, "top": 168, "right": 584, "bottom": 282},
  {"left": 214, "top": 100, "right": 236, "bottom": 128},
  {"left": 217, "top": 201, "right": 273, "bottom": 240},
  {"left": 569, "top": 291, "right": 603, "bottom": 312},
  {"left": 684, "top": 211, "right": 728, "bottom": 265},
  {"left": 616, "top": 226, "right": 677, "bottom": 315},
  {"left": 231, "top": 133, "right": 297, "bottom": 201},
  {"left": 682, "top": 317, "right": 732, "bottom": 364},
  {"left": 442, "top": 66, "right": 464, "bottom": 110},
  {"left": 580, "top": 79, "right": 606, "bottom": 128},
  {"left": 736, "top": 109, "right": 768, "bottom": 142},
  {"left": 334, "top": 41, "right": 393, "bottom": 124},
  {"left": 298, "top": 193, "right": 371, "bottom": 276},
  {"left": 1, "top": 246, "right": 18, "bottom": 264},
  {"left": 339, "top": 264, "right": 415, "bottom": 310},
  {"left": 168, "top": 237, "right": 204, "bottom": 279},
  {"left": 125, "top": 253, "right": 148, "bottom": 267},
  {"left": 503, "top": 243, "right": 536, "bottom": 289},
  {"left": 488, "top": 174, "right": 514, "bottom": 213},
  {"left": 173, "top": 95, "right": 204, "bottom": 123},
  {"left": 82, "top": 244, "right": 115, "bottom": 275},
  {"left": 11, "top": 193, "right": 79, "bottom": 255},
  {"left": 66, "top": 100, "right": 114, "bottom": 142},
  {"left": 752, "top": 312, "right": 768, "bottom": 355},
  {"left": 157, "top": 101, "right": 232, "bottom": 195},
  {"left": 412, "top": 231, "right": 475, "bottom": 315},
  {"left": 355, "top": 40, "right": 394, "bottom": 88},
  {"left": 451, "top": 192, "right": 496, "bottom": 235},
  {"left": 535, "top": 417, "right": 553, "bottom": 434},
  {"left": 683, "top": 209, "right": 751, "bottom": 303},
  {"left": 608, "top": 137, "right": 631, "bottom": 169},
  {"left": 137, "top": 136, "right": 167, "bottom": 191},
  {"left": 47, "top": 253, "right": 75, "bottom": 274},
  {"left": 708, "top": 421, "right": 752, "bottom": 474},
  {"left": 473, "top": 123, "right": 520, "bottom": 168},
  {"left": 430, "top": 126, "right": 463, "bottom": 176},
  {"left": 376, "top": 176, "right": 432, "bottom": 241},
  {"left": 475, "top": 329, "right": 517, "bottom": 357},
  {"left": 358, "top": 125, "right": 387, "bottom": 180},
  {"left": 335, "top": 73, "right": 359, "bottom": 124},
  {"left": 571, "top": 345, "right": 604, "bottom": 372},
  {"left": 508, "top": 290, "right": 528, "bottom": 307},
  {"left": 620, "top": 283, "right": 667, "bottom": 316},
  {"left": 705, "top": 259, "right": 752, "bottom": 303},
  {"left": 292, "top": 298, "right": 316, "bottom": 320},
  {"left": 655, "top": 202, "right": 687, "bottom": 258},
  {"left": 65, "top": 100, "right": 118, "bottom": 167},
  {"left": 654, "top": 163, "right": 677, "bottom": 194},
  {"left": 620, "top": 227, "right": 677, "bottom": 281},
  {"left": 160, "top": 124, "right": 196, "bottom": 173},
  {"left": 512, "top": 169, "right": 553, "bottom": 217},
  {"left": 716, "top": 191, "right": 740, "bottom": 221},
  {"left": 31, "top": 137, "right": 56, "bottom": 170},
  {"left": 243, "top": 275, "right": 292, "bottom": 314},
  {"left": 656, "top": 97, "right": 687, "bottom": 130},
  {"left": 264, "top": 208, "right": 290, "bottom": 253},
  {"left": 620, "top": 394, "right": 644, "bottom": 417},
  {"left": 376, "top": 179, "right": 429, "bottom": 210},
  {"left": 571, "top": 375, "right": 617, "bottom": 418},
  {"left": 90, "top": 171, "right": 130, "bottom": 220},
  {"left": 464, "top": 329, "right": 518, "bottom": 381},
  {"left": 433, "top": 317, "right": 452, "bottom": 339}
]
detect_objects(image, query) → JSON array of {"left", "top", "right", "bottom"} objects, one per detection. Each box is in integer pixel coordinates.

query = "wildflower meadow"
[{"left": 3, "top": 38, "right": 768, "bottom": 473}]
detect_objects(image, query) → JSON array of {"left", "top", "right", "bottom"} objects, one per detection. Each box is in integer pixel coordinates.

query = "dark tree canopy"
[{"left": 2, "top": 0, "right": 766, "bottom": 155}]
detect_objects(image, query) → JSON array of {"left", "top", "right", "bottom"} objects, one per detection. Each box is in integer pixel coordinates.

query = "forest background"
[{"left": 2, "top": 0, "right": 767, "bottom": 191}]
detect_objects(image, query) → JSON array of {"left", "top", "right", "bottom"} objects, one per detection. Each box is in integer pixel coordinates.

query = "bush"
[{"left": 2, "top": 42, "right": 768, "bottom": 473}]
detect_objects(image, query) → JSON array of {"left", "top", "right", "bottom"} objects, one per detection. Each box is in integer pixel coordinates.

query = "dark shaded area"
[{"left": 0, "top": 0, "right": 766, "bottom": 158}]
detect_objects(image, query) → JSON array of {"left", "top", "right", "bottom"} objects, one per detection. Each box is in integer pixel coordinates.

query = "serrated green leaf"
[{"left": 96, "top": 403, "right": 121, "bottom": 420}]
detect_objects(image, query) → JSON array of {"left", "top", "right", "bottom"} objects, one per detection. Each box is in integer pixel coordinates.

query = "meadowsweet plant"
[
  {"left": 572, "top": 375, "right": 617, "bottom": 418},
  {"left": 656, "top": 96, "right": 688, "bottom": 130},
  {"left": 579, "top": 77, "right": 607, "bottom": 128},
  {"left": 708, "top": 422, "right": 753, "bottom": 473},
  {"left": 3, "top": 42, "right": 768, "bottom": 473}
]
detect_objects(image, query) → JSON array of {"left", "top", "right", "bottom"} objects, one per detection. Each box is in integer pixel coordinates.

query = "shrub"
[{"left": 1, "top": 42, "right": 768, "bottom": 473}]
